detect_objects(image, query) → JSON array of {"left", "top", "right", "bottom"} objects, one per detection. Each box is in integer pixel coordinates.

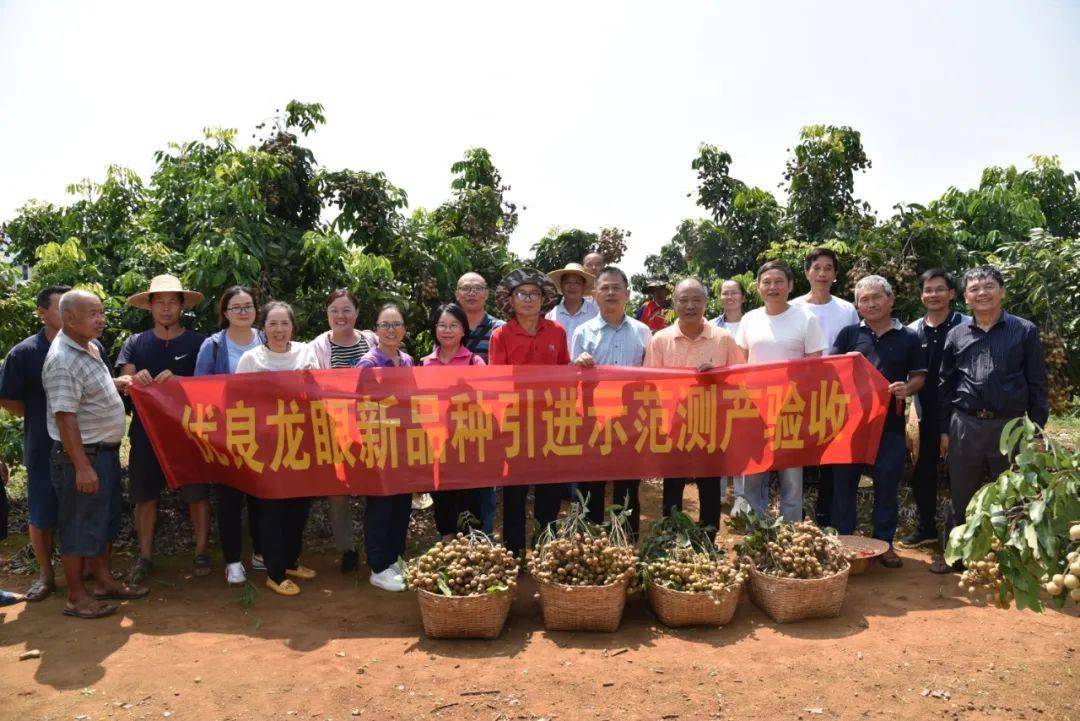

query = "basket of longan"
[
  {"left": 639, "top": 512, "right": 747, "bottom": 627},
  {"left": 733, "top": 516, "right": 850, "bottom": 623},
  {"left": 405, "top": 532, "right": 519, "bottom": 639},
  {"left": 528, "top": 503, "right": 637, "bottom": 632}
]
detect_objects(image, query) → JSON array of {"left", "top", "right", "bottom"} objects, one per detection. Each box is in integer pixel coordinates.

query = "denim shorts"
[
  {"left": 51, "top": 444, "right": 122, "bottom": 557},
  {"left": 27, "top": 462, "right": 59, "bottom": 529}
]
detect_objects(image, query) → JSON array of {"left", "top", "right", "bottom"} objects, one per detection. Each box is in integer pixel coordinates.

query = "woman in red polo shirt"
[{"left": 489, "top": 269, "right": 569, "bottom": 560}]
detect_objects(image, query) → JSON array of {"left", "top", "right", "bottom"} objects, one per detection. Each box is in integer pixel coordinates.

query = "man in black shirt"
[
  {"left": 117, "top": 275, "right": 208, "bottom": 582},
  {"left": 936, "top": 266, "right": 1048, "bottom": 572},
  {"left": 901, "top": 269, "right": 970, "bottom": 549},
  {"left": 830, "top": 275, "right": 926, "bottom": 568}
]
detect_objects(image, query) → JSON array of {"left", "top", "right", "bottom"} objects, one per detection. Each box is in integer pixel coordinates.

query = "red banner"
[{"left": 130, "top": 355, "right": 889, "bottom": 499}]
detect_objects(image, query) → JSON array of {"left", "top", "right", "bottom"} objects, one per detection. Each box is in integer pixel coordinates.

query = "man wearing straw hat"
[
  {"left": 545, "top": 263, "right": 599, "bottom": 355},
  {"left": 117, "top": 274, "right": 209, "bottom": 583},
  {"left": 636, "top": 279, "right": 671, "bottom": 333}
]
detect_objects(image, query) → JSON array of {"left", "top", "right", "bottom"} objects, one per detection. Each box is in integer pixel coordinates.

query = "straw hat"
[
  {"left": 547, "top": 263, "right": 595, "bottom": 293},
  {"left": 126, "top": 274, "right": 205, "bottom": 310},
  {"left": 643, "top": 278, "right": 669, "bottom": 292}
]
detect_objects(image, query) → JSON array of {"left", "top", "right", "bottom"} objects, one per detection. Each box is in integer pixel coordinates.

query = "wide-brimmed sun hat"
[
  {"left": 547, "top": 262, "right": 596, "bottom": 294},
  {"left": 126, "top": 274, "right": 205, "bottom": 310},
  {"left": 495, "top": 268, "right": 560, "bottom": 317}
]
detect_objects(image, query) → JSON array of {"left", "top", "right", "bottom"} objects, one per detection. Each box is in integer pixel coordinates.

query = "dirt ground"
[{"left": 1, "top": 481, "right": 1076, "bottom": 721}]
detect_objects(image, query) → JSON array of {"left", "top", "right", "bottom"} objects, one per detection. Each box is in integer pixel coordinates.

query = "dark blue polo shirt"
[
  {"left": 0, "top": 330, "right": 107, "bottom": 472},
  {"left": 831, "top": 319, "right": 927, "bottom": 434}
]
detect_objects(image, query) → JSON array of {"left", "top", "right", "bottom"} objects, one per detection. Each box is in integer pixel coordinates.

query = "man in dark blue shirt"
[
  {"left": 0, "top": 286, "right": 126, "bottom": 601},
  {"left": 117, "top": 275, "right": 207, "bottom": 582},
  {"left": 936, "top": 266, "right": 1048, "bottom": 572},
  {"left": 901, "top": 269, "right": 970, "bottom": 549},
  {"left": 830, "top": 276, "right": 926, "bottom": 568}
]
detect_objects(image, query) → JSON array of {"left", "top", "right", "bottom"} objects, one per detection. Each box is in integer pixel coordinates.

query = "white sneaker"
[
  {"left": 411, "top": 493, "right": 433, "bottom": 510},
  {"left": 370, "top": 568, "right": 406, "bottom": 592},
  {"left": 225, "top": 562, "right": 247, "bottom": 586},
  {"left": 391, "top": 561, "right": 406, "bottom": 578},
  {"left": 250, "top": 553, "right": 266, "bottom": 572}
]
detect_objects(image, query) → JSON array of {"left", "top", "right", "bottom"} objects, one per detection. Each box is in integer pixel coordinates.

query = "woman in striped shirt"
[{"left": 309, "top": 289, "right": 378, "bottom": 574}]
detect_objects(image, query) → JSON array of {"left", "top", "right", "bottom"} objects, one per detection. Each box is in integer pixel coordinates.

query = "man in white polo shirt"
[
  {"left": 735, "top": 261, "right": 826, "bottom": 522},
  {"left": 43, "top": 289, "right": 148, "bottom": 619}
]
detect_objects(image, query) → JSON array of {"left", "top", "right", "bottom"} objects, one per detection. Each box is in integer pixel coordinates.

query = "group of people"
[{"left": 0, "top": 245, "right": 1048, "bottom": 618}]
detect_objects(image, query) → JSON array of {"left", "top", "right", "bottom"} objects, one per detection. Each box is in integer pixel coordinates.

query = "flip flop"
[
  {"left": 93, "top": 585, "right": 150, "bottom": 601},
  {"left": 63, "top": 602, "right": 117, "bottom": 619},
  {"left": 24, "top": 578, "right": 56, "bottom": 603}
]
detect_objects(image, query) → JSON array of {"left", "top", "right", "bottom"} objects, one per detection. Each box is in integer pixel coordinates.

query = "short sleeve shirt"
[
  {"left": 116, "top": 329, "right": 206, "bottom": 440},
  {"left": 735, "top": 305, "right": 827, "bottom": 364},
  {"left": 644, "top": 322, "right": 744, "bottom": 369},
  {"left": 464, "top": 314, "right": 505, "bottom": 363},
  {"left": 546, "top": 300, "right": 599, "bottom": 354},
  {"left": 832, "top": 319, "right": 927, "bottom": 433},
  {"left": 571, "top": 315, "right": 652, "bottom": 367},
  {"left": 42, "top": 331, "right": 126, "bottom": 444},
  {"left": 792, "top": 295, "right": 860, "bottom": 350},
  {"left": 0, "top": 330, "right": 106, "bottom": 468},
  {"left": 488, "top": 318, "right": 570, "bottom": 366}
]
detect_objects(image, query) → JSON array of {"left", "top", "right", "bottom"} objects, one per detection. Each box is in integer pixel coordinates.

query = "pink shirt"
[
  {"left": 420, "top": 345, "right": 486, "bottom": 367},
  {"left": 644, "top": 321, "right": 745, "bottom": 369}
]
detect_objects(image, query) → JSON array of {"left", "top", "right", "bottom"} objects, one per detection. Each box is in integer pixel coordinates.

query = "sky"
[{"left": 2, "top": 0, "right": 1078, "bottom": 275}]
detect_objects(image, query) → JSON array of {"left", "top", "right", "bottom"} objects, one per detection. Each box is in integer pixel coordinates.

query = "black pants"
[
  {"left": 946, "top": 412, "right": 1012, "bottom": 533},
  {"left": 364, "top": 493, "right": 411, "bottom": 574},
  {"left": 257, "top": 497, "right": 310, "bottom": 583},
  {"left": 811, "top": 466, "right": 834, "bottom": 527},
  {"left": 502, "top": 483, "right": 565, "bottom": 559},
  {"left": 0, "top": 481, "right": 8, "bottom": 540},
  {"left": 216, "top": 484, "right": 261, "bottom": 564},
  {"left": 910, "top": 414, "right": 944, "bottom": 537},
  {"left": 662, "top": 477, "right": 722, "bottom": 539},
  {"left": 579, "top": 480, "right": 641, "bottom": 538},
  {"left": 433, "top": 489, "right": 484, "bottom": 537}
]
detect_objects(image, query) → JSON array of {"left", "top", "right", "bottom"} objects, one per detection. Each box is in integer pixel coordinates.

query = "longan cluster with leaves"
[
  {"left": 405, "top": 531, "right": 518, "bottom": 597},
  {"left": 638, "top": 511, "right": 746, "bottom": 601},
  {"left": 528, "top": 499, "right": 637, "bottom": 588},
  {"left": 959, "top": 541, "right": 1011, "bottom": 609},
  {"left": 730, "top": 514, "right": 848, "bottom": 579}
]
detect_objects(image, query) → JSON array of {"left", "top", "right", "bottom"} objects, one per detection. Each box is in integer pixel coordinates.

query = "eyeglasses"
[
  {"left": 376, "top": 321, "right": 405, "bottom": 331},
  {"left": 436, "top": 323, "right": 463, "bottom": 332},
  {"left": 457, "top": 285, "right": 487, "bottom": 295},
  {"left": 514, "top": 290, "right": 542, "bottom": 301},
  {"left": 227, "top": 304, "right": 255, "bottom": 314}
]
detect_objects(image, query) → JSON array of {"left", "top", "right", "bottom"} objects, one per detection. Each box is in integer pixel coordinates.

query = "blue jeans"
[
  {"left": 831, "top": 431, "right": 906, "bottom": 542},
  {"left": 479, "top": 487, "right": 497, "bottom": 535},
  {"left": 739, "top": 468, "right": 803, "bottom": 522}
]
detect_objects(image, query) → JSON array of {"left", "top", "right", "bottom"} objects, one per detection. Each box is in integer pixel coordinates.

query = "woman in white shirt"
[
  {"left": 236, "top": 301, "right": 318, "bottom": 596},
  {"left": 734, "top": 262, "right": 826, "bottom": 522}
]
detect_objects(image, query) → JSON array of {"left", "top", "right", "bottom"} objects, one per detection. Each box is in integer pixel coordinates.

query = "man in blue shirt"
[
  {"left": 116, "top": 275, "right": 207, "bottom": 582},
  {"left": 571, "top": 266, "right": 652, "bottom": 536},
  {"left": 0, "top": 286, "right": 124, "bottom": 601},
  {"left": 935, "top": 266, "right": 1048, "bottom": 573},
  {"left": 901, "top": 269, "right": 970, "bottom": 549},
  {"left": 830, "top": 276, "right": 926, "bottom": 568}
]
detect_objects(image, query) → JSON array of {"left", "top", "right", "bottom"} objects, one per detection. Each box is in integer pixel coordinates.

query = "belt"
[
  {"left": 964, "top": 409, "right": 1012, "bottom": 421},
  {"left": 55, "top": 441, "right": 121, "bottom": 457}
]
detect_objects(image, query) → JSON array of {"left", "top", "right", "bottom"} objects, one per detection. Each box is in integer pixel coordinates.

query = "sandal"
[
  {"left": 93, "top": 584, "right": 149, "bottom": 601},
  {"left": 879, "top": 548, "right": 903, "bottom": 569},
  {"left": 24, "top": 578, "right": 56, "bottom": 603},
  {"left": 63, "top": 601, "right": 117, "bottom": 619},
  {"left": 193, "top": 553, "right": 213, "bottom": 577},
  {"left": 127, "top": 557, "right": 154, "bottom": 584}
]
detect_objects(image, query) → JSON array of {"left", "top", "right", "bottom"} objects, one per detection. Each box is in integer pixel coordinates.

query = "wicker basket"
[
  {"left": 647, "top": 582, "right": 741, "bottom": 627},
  {"left": 416, "top": 588, "right": 513, "bottom": 639},
  {"left": 535, "top": 578, "right": 628, "bottom": 632},
  {"left": 837, "top": 535, "right": 890, "bottom": 576},
  {"left": 748, "top": 564, "right": 850, "bottom": 623}
]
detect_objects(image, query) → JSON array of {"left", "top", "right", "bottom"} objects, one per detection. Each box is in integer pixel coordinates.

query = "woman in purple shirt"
[
  {"left": 357, "top": 304, "right": 413, "bottom": 592},
  {"left": 420, "top": 303, "right": 486, "bottom": 539}
]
